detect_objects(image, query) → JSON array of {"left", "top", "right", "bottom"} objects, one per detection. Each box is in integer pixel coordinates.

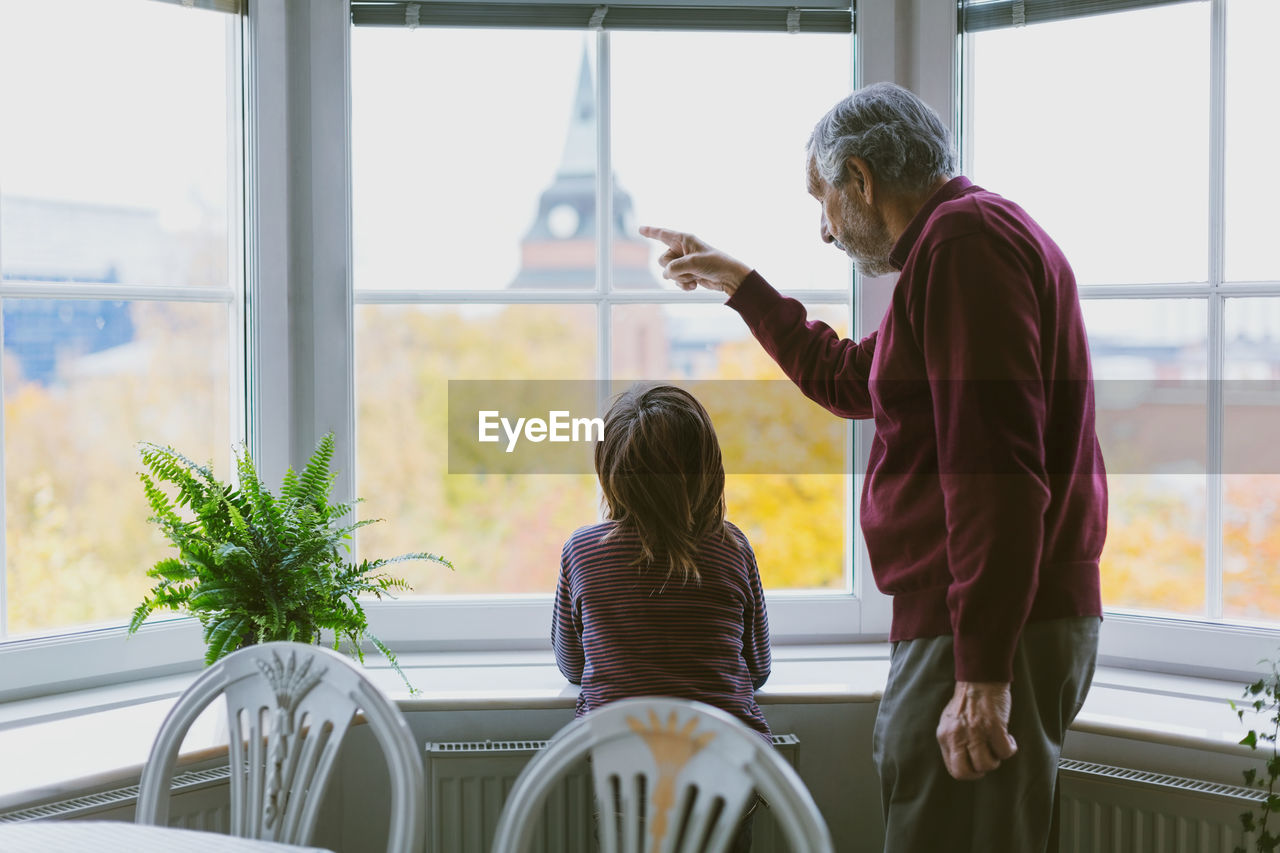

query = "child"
[{"left": 552, "top": 384, "right": 771, "bottom": 851}]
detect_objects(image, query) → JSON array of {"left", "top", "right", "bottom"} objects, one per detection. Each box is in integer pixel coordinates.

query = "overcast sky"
[{"left": 3, "top": 0, "right": 1277, "bottom": 348}]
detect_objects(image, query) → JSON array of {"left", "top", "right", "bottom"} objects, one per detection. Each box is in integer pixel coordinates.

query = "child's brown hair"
[{"left": 594, "top": 384, "right": 739, "bottom": 583}]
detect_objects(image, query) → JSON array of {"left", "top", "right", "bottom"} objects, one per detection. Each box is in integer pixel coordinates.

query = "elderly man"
[{"left": 641, "top": 82, "right": 1106, "bottom": 853}]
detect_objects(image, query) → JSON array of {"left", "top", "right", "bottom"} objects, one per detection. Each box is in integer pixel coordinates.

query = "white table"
[{"left": 0, "top": 820, "right": 335, "bottom": 852}]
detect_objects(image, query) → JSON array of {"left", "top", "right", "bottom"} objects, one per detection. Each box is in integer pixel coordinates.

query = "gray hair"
[{"left": 808, "top": 82, "right": 956, "bottom": 195}]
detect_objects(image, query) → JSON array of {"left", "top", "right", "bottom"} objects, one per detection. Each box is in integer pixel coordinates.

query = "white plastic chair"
[
  {"left": 491, "top": 697, "right": 835, "bottom": 853},
  {"left": 136, "top": 641, "right": 424, "bottom": 853}
]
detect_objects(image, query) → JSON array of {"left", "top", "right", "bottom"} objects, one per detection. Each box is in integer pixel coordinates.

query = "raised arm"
[{"left": 641, "top": 226, "right": 876, "bottom": 419}]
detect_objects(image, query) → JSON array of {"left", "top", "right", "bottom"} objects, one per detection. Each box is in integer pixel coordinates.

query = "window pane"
[
  {"left": 1, "top": 0, "right": 241, "bottom": 640},
  {"left": 355, "top": 304, "right": 597, "bottom": 594},
  {"left": 1085, "top": 299, "right": 1207, "bottom": 617},
  {"left": 1224, "top": 0, "right": 1280, "bottom": 282},
  {"left": 1222, "top": 297, "right": 1280, "bottom": 624},
  {"left": 612, "top": 304, "right": 850, "bottom": 592},
  {"left": 352, "top": 27, "right": 856, "bottom": 601},
  {"left": 966, "top": 3, "right": 1209, "bottom": 285},
  {"left": 352, "top": 29, "right": 596, "bottom": 291},
  {"left": 4, "top": 300, "right": 232, "bottom": 636},
  {"left": 0, "top": 1, "right": 234, "bottom": 289},
  {"left": 612, "top": 31, "right": 854, "bottom": 292}
]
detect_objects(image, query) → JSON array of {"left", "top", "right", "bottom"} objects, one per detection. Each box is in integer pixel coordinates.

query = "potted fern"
[{"left": 128, "top": 433, "right": 449, "bottom": 690}]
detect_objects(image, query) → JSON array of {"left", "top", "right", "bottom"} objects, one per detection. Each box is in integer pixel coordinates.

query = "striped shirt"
[{"left": 552, "top": 520, "right": 772, "bottom": 738}]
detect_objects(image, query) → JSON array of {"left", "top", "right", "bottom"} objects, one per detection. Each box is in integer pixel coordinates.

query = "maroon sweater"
[{"left": 727, "top": 176, "right": 1105, "bottom": 683}]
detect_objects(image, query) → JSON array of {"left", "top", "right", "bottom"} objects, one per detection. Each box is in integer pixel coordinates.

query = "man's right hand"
[
  {"left": 936, "top": 680, "right": 1019, "bottom": 781},
  {"left": 639, "top": 226, "right": 752, "bottom": 296}
]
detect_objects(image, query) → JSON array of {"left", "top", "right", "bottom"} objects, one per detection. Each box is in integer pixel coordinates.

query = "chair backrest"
[
  {"left": 492, "top": 697, "right": 835, "bottom": 853},
  {"left": 136, "top": 641, "right": 424, "bottom": 853}
]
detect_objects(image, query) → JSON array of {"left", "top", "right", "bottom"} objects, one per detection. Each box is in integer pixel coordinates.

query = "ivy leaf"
[{"left": 1241, "top": 730, "right": 1259, "bottom": 749}]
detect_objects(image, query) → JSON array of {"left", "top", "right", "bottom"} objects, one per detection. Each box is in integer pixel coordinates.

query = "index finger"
[{"left": 638, "top": 225, "right": 687, "bottom": 249}]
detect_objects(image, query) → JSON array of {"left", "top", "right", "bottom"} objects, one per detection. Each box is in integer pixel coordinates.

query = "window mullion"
[
  {"left": 595, "top": 30, "right": 613, "bottom": 522},
  {"left": 246, "top": 0, "right": 292, "bottom": 487},
  {"left": 596, "top": 30, "right": 612, "bottom": 301},
  {"left": 1205, "top": 0, "right": 1227, "bottom": 622},
  {"left": 229, "top": 11, "right": 250, "bottom": 479}
]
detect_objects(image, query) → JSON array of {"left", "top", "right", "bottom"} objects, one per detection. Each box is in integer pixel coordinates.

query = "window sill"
[{"left": 0, "top": 643, "right": 1263, "bottom": 814}]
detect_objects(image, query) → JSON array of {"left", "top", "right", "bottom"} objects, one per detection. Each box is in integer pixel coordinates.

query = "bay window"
[
  {"left": 960, "top": 0, "right": 1280, "bottom": 668},
  {"left": 2, "top": 0, "right": 1276, "bottom": 701}
]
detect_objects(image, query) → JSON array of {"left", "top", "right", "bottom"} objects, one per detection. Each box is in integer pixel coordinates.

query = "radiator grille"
[
  {"left": 1058, "top": 759, "right": 1264, "bottom": 853},
  {"left": 424, "top": 733, "right": 802, "bottom": 853},
  {"left": 0, "top": 766, "right": 231, "bottom": 825}
]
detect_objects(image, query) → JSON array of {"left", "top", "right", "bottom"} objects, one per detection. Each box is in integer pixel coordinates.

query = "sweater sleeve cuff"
[
  {"left": 725, "top": 270, "right": 781, "bottom": 325},
  {"left": 953, "top": 633, "right": 1017, "bottom": 684}
]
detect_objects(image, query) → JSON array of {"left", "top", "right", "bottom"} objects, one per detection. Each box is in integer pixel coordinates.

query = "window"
[
  {"left": 0, "top": 0, "right": 245, "bottom": 642},
  {"left": 349, "top": 11, "right": 857, "bottom": 603},
  {"left": 9, "top": 0, "right": 1270, "bottom": 701},
  {"left": 961, "top": 0, "right": 1280, "bottom": 632}
]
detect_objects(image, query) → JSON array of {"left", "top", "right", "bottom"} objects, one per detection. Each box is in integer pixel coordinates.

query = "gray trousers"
[{"left": 872, "top": 617, "right": 1100, "bottom": 853}]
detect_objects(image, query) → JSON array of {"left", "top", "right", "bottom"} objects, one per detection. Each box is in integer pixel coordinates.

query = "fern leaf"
[
  {"left": 204, "top": 615, "right": 250, "bottom": 664},
  {"left": 146, "top": 557, "right": 196, "bottom": 581},
  {"left": 297, "top": 433, "right": 338, "bottom": 513},
  {"left": 128, "top": 599, "right": 156, "bottom": 634},
  {"left": 362, "top": 551, "right": 454, "bottom": 572},
  {"left": 280, "top": 464, "right": 301, "bottom": 502},
  {"left": 151, "top": 580, "right": 197, "bottom": 610},
  {"left": 213, "top": 542, "right": 252, "bottom": 566},
  {"left": 332, "top": 517, "right": 383, "bottom": 541},
  {"left": 188, "top": 585, "right": 240, "bottom": 611},
  {"left": 369, "top": 633, "right": 417, "bottom": 694},
  {"left": 325, "top": 498, "right": 362, "bottom": 523}
]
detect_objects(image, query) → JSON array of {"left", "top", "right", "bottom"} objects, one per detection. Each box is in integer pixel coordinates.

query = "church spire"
[
  {"left": 507, "top": 44, "right": 659, "bottom": 291},
  {"left": 557, "top": 49, "right": 595, "bottom": 178}
]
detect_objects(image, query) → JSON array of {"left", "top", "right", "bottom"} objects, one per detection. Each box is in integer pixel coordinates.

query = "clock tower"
[
  {"left": 507, "top": 50, "right": 660, "bottom": 293},
  {"left": 507, "top": 48, "right": 667, "bottom": 377}
]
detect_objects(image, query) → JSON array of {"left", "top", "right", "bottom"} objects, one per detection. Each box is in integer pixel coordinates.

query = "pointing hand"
[{"left": 639, "top": 226, "right": 752, "bottom": 296}]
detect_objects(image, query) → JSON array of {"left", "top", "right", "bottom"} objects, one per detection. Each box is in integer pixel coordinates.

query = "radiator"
[
  {"left": 2, "top": 750, "right": 1268, "bottom": 853},
  {"left": 1058, "top": 759, "right": 1266, "bottom": 853},
  {"left": 0, "top": 765, "right": 232, "bottom": 829},
  {"left": 423, "top": 733, "right": 802, "bottom": 853}
]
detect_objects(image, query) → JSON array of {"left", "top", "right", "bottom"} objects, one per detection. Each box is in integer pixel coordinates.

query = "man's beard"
[{"left": 833, "top": 201, "right": 895, "bottom": 278}]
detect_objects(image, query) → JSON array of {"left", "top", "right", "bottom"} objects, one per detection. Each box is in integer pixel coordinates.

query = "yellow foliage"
[{"left": 7, "top": 297, "right": 1277, "bottom": 632}]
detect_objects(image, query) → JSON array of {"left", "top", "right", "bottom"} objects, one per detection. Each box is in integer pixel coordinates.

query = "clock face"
[{"left": 548, "top": 204, "right": 581, "bottom": 239}]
